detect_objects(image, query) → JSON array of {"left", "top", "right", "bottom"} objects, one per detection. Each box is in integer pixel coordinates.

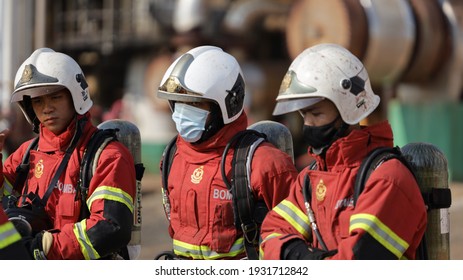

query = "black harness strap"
[
  {"left": 78, "top": 128, "right": 117, "bottom": 220},
  {"left": 42, "top": 121, "right": 84, "bottom": 205},
  {"left": 303, "top": 160, "right": 318, "bottom": 205},
  {"left": 13, "top": 137, "right": 39, "bottom": 200},
  {"left": 353, "top": 147, "right": 404, "bottom": 207},
  {"left": 352, "top": 146, "right": 428, "bottom": 259},
  {"left": 160, "top": 136, "right": 178, "bottom": 221},
  {"left": 221, "top": 129, "right": 266, "bottom": 260}
]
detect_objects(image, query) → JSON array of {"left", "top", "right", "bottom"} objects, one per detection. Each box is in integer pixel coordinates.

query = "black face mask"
[{"left": 302, "top": 116, "right": 348, "bottom": 151}]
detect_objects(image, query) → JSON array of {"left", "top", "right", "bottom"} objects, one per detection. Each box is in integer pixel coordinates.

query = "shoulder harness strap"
[
  {"left": 352, "top": 146, "right": 429, "bottom": 259},
  {"left": 302, "top": 160, "right": 318, "bottom": 204},
  {"left": 353, "top": 146, "right": 406, "bottom": 207},
  {"left": 1, "top": 137, "right": 40, "bottom": 209},
  {"left": 78, "top": 128, "right": 117, "bottom": 220},
  {"left": 220, "top": 129, "right": 266, "bottom": 260},
  {"left": 160, "top": 135, "right": 178, "bottom": 221},
  {"left": 13, "top": 137, "right": 39, "bottom": 191}
]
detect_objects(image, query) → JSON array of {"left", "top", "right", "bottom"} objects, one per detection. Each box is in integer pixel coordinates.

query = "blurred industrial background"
[{"left": 0, "top": 0, "right": 462, "bottom": 259}]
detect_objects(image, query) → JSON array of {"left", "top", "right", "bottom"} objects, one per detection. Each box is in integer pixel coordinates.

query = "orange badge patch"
[
  {"left": 316, "top": 179, "right": 327, "bottom": 201},
  {"left": 191, "top": 166, "right": 204, "bottom": 184},
  {"left": 34, "top": 159, "right": 44, "bottom": 179}
]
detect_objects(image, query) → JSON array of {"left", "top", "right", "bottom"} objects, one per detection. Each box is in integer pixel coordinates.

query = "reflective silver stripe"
[
  {"left": 0, "top": 222, "right": 22, "bottom": 249},
  {"left": 173, "top": 237, "right": 245, "bottom": 260},
  {"left": 87, "top": 186, "right": 133, "bottom": 213},
  {"left": 73, "top": 220, "right": 100, "bottom": 260},
  {"left": 350, "top": 213, "right": 409, "bottom": 258},
  {"left": 274, "top": 200, "right": 311, "bottom": 239}
]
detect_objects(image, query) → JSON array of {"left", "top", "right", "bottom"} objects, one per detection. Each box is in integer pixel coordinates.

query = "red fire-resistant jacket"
[
  {"left": 164, "top": 113, "right": 298, "bottom": 259},
  {"left": 0, "top": 113, "right": 136, "bottom": 259},
  {"left": 260, "top": 121, "right": 427, "bottom": 260}
]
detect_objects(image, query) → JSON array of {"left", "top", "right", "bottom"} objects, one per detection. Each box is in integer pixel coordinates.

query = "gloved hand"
[
  {"left": 302, "top": 246, "right": 338, "bottom": 260},
  {"left": 23, "top": 231, "right": 53, "bottom": 260},
  {"left": 282, "top": 238, "right": 338, "bottom": 260}
]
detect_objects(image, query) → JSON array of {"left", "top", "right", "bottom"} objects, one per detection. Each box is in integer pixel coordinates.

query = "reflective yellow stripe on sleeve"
[
  {"left": 259, "top": 232, "right": 282, "bottom": 259},
  {"left": 0, "top": 221, "right": 22, "bottom": 249},
  {"left": 273, "top": 200, "right": 311, "bottom": 239},
  {"left": 173, "top": 237, "right": 245, "bottom": 260},
  {"left": 73, "top": 220, "right": 101, "bottom": 260},
  {"left": 87, "top": 186, "right": 134, "bottom": 213},
  {"left": 2, "top": 177, "right": 14, "bottom": 197},
  {"left": 349, "top": 213, "right": 409, "bottom": 258}
]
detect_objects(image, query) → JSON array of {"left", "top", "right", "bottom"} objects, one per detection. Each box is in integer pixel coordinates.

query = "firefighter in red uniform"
[
  {"left": 156, "top": 46, "right": 298, "bottom": 259},
  {"left": 259, "top": 43, "right": 427, "bottom": 260},
  {"left": 0, "top": 48, "right": 136, "bottom": 259}
]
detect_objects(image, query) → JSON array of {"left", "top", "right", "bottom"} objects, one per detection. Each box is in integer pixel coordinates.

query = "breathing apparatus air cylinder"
[
  {"left": 98, "top": 119, "right": 144, "bottom": 260},
  {"left": 247, "top": 120, "right": 295, "bottom": 163},
  {"left": 401, "top": 142, "right": 452, "bottom": 259}
]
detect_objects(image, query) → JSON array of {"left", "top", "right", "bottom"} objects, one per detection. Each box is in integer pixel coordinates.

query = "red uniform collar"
[
  {"left": 311, "top": 120, "right": 394, "bottom": 170},
  {"left": 37, "top": 113, "right": 92, "bottom": 153}
]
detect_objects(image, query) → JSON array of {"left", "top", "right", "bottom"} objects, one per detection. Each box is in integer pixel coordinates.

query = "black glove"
[
  {"left": 302, "top": 246, "right": 338, "bottom": 260},
  {"left": 282, "top": 239, "right": 338, "bottom": 260},
  {"left": 22, "top": 231, "right": 47, "bottom": 260}
]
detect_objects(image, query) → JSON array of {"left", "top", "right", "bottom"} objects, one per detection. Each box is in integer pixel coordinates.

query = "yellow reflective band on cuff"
[
  {"left": 349, "top": 213, "right": 409, "bottom": 258},
  {"left": 87, "top": 186, "right": 134, "bottom": 213},
  {"left": 259, "top": 233, "right": 282, "bottom": 259},
  {"left": 73, "top": 220, "right": 101, "bottom": 260},
  {"left": 273, "top": 200, "right": 311, "bottom": 239},
  {"left": 2, "top": 177, "right": 13, "bottom": 196},
  {"left": 173, "top": 237, "right": 245, "bottom": 260},
  {"left": 0, "top": 222, "right": 22, "bottom": 249}
]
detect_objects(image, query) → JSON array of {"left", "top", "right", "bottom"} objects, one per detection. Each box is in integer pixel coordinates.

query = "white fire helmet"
[
  {"left": 273, "top": 43, "right": 380, "bottom": 125},
  {"left": 157, "top": 45, "right": 245, "bottom": 124},
  {"left": 11, "top": 48, "right": 92, "bottom": 125}
]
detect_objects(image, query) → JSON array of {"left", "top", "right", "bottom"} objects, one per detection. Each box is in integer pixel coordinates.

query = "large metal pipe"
[
  {"left": 285, "top": 0, "right": 368, "bottom": 61},
  {"left": 223, "top": 0, "right": 290, "bottom": 34},
  {"left": 360, "top": 0, "right": 416, "bottom": 86}
]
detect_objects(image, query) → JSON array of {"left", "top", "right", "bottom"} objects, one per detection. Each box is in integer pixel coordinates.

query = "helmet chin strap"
[{"left": 32, "top": 117, "right": 40, "bottom": 134}]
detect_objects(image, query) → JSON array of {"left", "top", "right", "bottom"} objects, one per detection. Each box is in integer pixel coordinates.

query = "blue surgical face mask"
[{"left": 172, "top": 103, "right": 209, "bottom": 143}]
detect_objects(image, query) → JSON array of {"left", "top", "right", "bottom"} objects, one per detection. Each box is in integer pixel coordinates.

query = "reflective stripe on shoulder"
[
  {"left": 273, "top": 200, "right": 311, "bottom": 239},
  {"left": 173, "top": 237, "right": 245, "bottom": 260},
  {"left": 0, "top": 222, "right": 22, "bottom": 249},
  {"left": 87, "top": 186, "right": 134, "bottom": 213},
  {"left": 73, "top": 220, "right": 101, "bottom": 260},
  {"left": 349, "top": 213, "right": 409, "bottom": 258}
]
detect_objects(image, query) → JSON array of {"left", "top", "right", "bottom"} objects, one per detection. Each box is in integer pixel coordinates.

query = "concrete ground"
[{"left": 138, "top": 174, "right": 463, "bottom": 260}]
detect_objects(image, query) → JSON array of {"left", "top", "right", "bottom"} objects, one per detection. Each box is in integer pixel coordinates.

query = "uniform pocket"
[
  {"left": 211, "top": 202, "right": 237, "bottom": 253},
  {"left": 337, "top": 206, "right": 354, "bottom": 239},
  {"left": 57, "top": 193, "right": 79, "bottom": 227},
  {"left": 182, "top": 189, "right": 199, "bottom": 235}
]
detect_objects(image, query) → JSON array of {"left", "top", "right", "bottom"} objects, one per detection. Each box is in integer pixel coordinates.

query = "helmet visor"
[
  {"left": 272, "top": 97, "right": 324, "bottom": 116},
  {"left": 157, "top": 76, "right": 209, "bottom": 103},
  {"left": 11, "top": 85, "right": 66, "bottom": 103}
]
